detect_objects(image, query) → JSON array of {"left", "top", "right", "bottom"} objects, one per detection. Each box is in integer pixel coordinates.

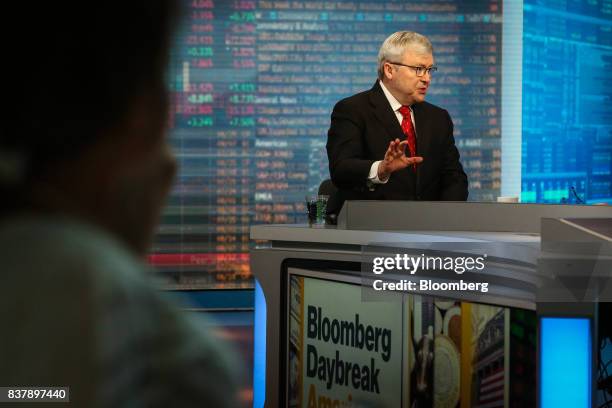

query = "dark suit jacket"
[{"left": 326, "top": 81, "right": 468, "bottom": 213}]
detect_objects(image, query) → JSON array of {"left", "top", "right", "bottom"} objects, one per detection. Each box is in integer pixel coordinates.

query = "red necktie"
[{"left": 398, "top": 105, "right": 417, "bottom": 170}]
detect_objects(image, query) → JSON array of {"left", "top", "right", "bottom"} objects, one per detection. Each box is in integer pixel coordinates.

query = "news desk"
[{"left": 250, "top": 201, "right": 611, "bottom": 408}]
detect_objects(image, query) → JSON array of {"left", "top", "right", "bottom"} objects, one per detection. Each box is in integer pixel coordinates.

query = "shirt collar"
[{"left": 379, "top": 80, "right": 408, "bottom": 113}]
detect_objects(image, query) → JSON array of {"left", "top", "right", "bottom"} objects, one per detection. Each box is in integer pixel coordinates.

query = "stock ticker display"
[
  {"left": 522, "top": 0, "right": 612, "bottom": 204},
  {"left": 151, "top": 0, "right": 503, "bottom": 288}
]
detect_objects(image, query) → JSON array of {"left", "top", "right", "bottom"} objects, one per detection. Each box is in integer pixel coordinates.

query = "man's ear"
[{"left": 383, "top": 62, "right": 394, "bottom": 80}]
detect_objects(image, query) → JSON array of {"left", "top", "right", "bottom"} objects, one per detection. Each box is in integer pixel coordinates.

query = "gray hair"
[{"left": 377, "top": 31, "right": 433, "bottom": 80}]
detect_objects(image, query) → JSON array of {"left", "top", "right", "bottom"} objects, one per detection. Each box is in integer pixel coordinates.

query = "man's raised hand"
[{"left": 377, "top": 139, "right": 423, "bottom": 181}]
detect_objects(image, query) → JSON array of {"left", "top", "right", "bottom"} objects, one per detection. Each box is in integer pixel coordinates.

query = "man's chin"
[{"left": 414, "top": 94, "right": 426, "bottom": 103}]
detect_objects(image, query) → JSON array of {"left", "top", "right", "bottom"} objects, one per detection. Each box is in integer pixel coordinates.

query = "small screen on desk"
[{"left": 285, "top": 267, "right": 536, "bottom": 408}]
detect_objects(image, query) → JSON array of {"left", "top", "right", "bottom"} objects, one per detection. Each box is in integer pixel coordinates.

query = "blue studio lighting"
[
  {"left": 253, "top": 280, "right": 267, "bottom": 408},
  {"left": 540, "top": 317, "right": 591, "bottom": 408}
]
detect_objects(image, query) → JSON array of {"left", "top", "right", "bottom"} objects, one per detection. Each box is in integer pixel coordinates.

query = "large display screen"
[
  {"left": 152, "top": 0, "right": 612, "bottom": 287},
  {"left": 522, "top": 0, "right": 612, "bottom": 204},
  {"left": 286, "top": 270, "right": 536, "bottom": 407},
  {"left": 153, "top": 0, "right": 505, "bottom": 287}
]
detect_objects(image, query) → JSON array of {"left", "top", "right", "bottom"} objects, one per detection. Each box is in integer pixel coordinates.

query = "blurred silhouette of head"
[{"left": 2, "top": 1, "right": 180, "bottom": 255}]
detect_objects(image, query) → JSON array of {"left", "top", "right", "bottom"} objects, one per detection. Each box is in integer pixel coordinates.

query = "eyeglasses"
[{"left": 387, "top": 62, "right": 437, "bottom": 77}]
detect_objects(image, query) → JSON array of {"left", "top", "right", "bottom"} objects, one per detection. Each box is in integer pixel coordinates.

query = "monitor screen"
[
  {"left": 154, "top": 0, "right": 612, "bottom": 286},
  {"left": 285, "top": 266, "right": 536, "bottom": 407}
]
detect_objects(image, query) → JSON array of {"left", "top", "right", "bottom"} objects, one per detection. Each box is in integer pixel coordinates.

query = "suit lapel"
[
  {"left": 368, "top": 82, "right": 405, "bottom": 144},
  {"left": 412, "top": 103, "right": 430, "bottom": 157},
  {"left": 412, "top": 102, "right": 431, "bottom": 194}
]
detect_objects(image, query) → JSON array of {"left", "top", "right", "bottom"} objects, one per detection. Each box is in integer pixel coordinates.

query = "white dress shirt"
[{"left": 368, "top": 80, "right": 416, "bottom": 184}]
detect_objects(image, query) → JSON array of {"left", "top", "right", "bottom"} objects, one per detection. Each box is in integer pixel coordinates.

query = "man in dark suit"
[{"left": 326, "top": 31, "right": 468, "bottom": 213}]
